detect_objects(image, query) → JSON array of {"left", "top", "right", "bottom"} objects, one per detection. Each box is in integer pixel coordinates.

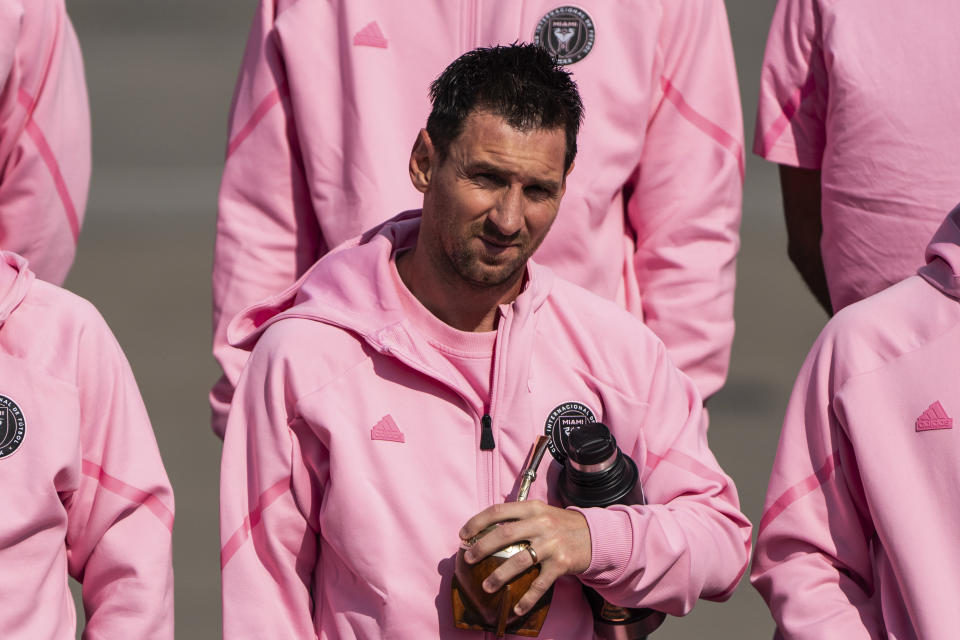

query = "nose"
[{"left": 487, "top": 186, "right": 523, "bottom": 237}]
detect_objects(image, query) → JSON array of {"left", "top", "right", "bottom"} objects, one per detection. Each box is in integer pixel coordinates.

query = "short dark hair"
[{"left": 426, "top": 44, "right": 584, "bottom": 170}]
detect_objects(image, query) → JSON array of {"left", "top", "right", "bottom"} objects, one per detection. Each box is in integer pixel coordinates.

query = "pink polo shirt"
[{"left": 755, "top": 0, "right": 960, "bottom": 311}]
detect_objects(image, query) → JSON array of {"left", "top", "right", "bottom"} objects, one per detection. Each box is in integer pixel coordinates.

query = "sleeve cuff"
[{"left": 570, "top": 505, "right": 637, "bottom": 585}]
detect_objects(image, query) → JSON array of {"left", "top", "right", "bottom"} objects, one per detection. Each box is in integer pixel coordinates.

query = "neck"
[{"left": 395, "top": 246, "right": 522, "bottom": 333}]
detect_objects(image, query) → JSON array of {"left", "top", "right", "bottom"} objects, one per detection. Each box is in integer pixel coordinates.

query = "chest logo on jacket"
[
  {"left": 0, "top": 395, "right": 25, "bottom": 459},
  {"left": 534, "top": 7, "right": 595, "bottom": 65},
  {"left": 544, "top": 401, "right": 597, "bottom": 462}
]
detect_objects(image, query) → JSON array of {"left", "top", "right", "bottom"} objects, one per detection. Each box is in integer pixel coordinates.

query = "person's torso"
[
  {"left": 815, "top": 0, "right": 960, "bottom": 310},
  {"left": 0, "top": 285, "right": 86, "bottom": 640},
  {"left": 276, "top": 0, "right": 665, "bottom": 306},
  {"left": 832, "top": 277, "right": 960, "bottom": 638}
]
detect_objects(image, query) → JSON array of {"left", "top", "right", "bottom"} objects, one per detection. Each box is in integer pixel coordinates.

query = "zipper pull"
[{"left": 480, "top": 414, "right": 496, "bottom": 450}]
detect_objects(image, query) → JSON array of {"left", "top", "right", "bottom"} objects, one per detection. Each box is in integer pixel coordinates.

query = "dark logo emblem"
[
  {"left": 544, "top": 401, "right": 597, "bottom": 462},
  {"left": 534, "top": 6, "right": 596, "bottom": 65},
  {"left": 0, "top": 395, "right": 25, "bottom": 459}
]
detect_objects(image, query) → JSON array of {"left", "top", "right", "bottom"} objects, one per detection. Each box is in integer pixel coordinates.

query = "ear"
[{"left": 409, "top": 129, "right": 435, "bottom": 193}]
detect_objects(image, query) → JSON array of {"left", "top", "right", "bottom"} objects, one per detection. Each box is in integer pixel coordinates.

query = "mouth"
[{"left": 479, "top": 236, "right": 519, "bottom": 254}]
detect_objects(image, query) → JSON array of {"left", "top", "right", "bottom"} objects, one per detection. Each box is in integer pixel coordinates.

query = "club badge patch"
[
  {"left": 534, "top": 6, "right": 596, "bottom": 65},
  {"left": 544, "top": 401, "right": 597, "bottom": 462},
  {"left": 0, "top": 395, "right": 25, "bottom": 459}
]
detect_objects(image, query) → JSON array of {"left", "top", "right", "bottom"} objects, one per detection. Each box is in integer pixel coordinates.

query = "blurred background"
[{"left": 63, "top": 1, "right": 827, "bottom": 637}]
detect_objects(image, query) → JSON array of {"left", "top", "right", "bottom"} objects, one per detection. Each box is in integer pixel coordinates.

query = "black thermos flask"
[{"left": 558, "top": 422, "right": 666, "bottom": 640}]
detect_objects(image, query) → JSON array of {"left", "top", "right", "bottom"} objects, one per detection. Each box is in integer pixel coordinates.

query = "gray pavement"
[{"left": 62, "top": 1, "right": 828, "bottom": 637}]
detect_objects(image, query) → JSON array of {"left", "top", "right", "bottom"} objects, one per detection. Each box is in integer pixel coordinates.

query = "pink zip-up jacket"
[
  {"left": 751, "top": 205, "right": 960, "bottom": 638},
  {"left": 0, "top": 0, "right": 90, "bottom": 284},
  {"left": 211, "top": 0, "right": 744, "bottom": 437},
  {"left": 0, "top": 252, "right": 174, "bottom": 639},
  {"left": 219, "top": 213, "right": 751, "bottom": 639}
]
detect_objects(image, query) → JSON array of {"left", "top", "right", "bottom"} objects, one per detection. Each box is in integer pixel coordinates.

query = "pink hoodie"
[
  {"left": 752, "top": 204, "right": 960, "bottom": 638},
  {"left": 0, "top": 0, "right": 90, "bottom": 284},
  {"left": 754, "top": 0, "right": 960, "bottom": 311},
  {"left": 0, "top": 252, "right": 174, "bottom": 639},
  {"left": 219, "top": 213, "right": 751, "bottom": 639},
  {"left": 211, "top": 0, "right": 744, "bottom": 437}
]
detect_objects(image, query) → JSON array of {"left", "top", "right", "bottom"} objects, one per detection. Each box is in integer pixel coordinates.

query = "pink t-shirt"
[
  {"left": 389, "top": 251, "right": 495, "bottom": 412},
  {"left": 755, "top": 0, "right": 960, "bottom": 311}
]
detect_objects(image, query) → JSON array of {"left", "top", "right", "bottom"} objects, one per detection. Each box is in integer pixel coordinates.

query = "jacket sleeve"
[
  {"left": 753, "top": 0, "right": 828, "bottom": 168},
  {"left": 0, "top": 0, "right": 90, "bottom": 285},
  {"left": 574, "top": 342, "right": 752, "bottom": 616},
  {"left": 211, "top": 0, "right": 322, "bottom": 438},
  {"left": 64, "top": 303, "right": 174, "bottom": 639},
  {"left": 627, "top": 0, "right": 743, "bottom": 401},
  {"left": 219, "top": 327, "right": 323, "bottom": 640},
  {"left": 750, "top": 329, "right": 883, "bottom": 638}
]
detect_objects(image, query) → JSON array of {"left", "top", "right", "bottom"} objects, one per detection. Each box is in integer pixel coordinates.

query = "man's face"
[{"left": 411, "top": 110, "right": 571, "bottom": 291}]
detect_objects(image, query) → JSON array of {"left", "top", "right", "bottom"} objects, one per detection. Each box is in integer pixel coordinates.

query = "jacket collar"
[
  {"left": 919, "top": 203, "right": 960, "bottom": 300},
  {"left": 227, "top": 211, "right": 554, "bottom": 353},
  {"left": 0, "top": 251, "right": 33, "bottom": 329}
]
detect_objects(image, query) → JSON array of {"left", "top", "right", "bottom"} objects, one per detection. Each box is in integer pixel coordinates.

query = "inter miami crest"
[
  {"left": 544, "top": 401, "right": 597, "bottom": 463},
  {"left": 534, "top": 6, "right": 596, "bottom": 65},
  {"left": 0, "top": 395, "right": 25, "bottom": 459}
]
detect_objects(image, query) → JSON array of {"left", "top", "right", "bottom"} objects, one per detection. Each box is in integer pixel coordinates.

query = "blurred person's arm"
[
  {"left": 220, "top": 327, "right": 321, "bottom": 639},
  {"left": 212, "top": 0, "right": 322, "bottom": 438},
  {"left": 751, "top": 323, "right": 882, "bottom": 638},
  {"left": 0, "top": 0, "right": 90, "bottom": 285},
  {"left": 754, "top": 0, "right": 832, "bottom": 314},
  {"left": 627, "top": 0, "right": 743, "bottom": 401},
  {"left": 780, "top": 165, "right": 832, "bottom": 315},
  {"left": 65, "top": 302, "right": 174, "bottom": 639}
]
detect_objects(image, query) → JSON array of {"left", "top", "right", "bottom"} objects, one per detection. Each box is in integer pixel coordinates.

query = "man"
[
  {"left": 211, "top": 0, "right": 744, "bottom": 438},
  {"left": 220, "top": 45, "right": 750, "bottom": 638},
  {"left": 0, "top": 250, "right": 174, "bottom": 638},
  {"left": 0, "top": 0, "right": 90, "bottom": 284},
  {"left": 755, "top": 0, "right": 960, "bottom": 314},
  {"left": 752, "top": 203, "right": 960, "bottom": 638}
]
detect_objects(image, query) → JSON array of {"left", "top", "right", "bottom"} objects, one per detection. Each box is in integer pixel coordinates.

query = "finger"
[
  {"left": 463, "top": 517, "right": 541, "bottom": 564},
  {"left": 514, "top": 564, "right": 562, "bottom": 616},
  {"left": 480, "top": 544, "right": 539, "bottom": 593},
  {"left": 459, "top": 501, "right": 540, "bottom": 541}
]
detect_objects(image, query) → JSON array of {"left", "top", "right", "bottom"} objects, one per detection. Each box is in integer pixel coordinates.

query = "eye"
[
  {"left": 524, "top": 185, "right": 554, "bottom": 201},
  {"left": 472, "top": 172, "right": 506, "bottom": 188}
]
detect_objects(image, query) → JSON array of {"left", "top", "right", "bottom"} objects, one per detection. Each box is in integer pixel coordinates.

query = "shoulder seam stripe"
[
  {"left": 81, "top": 459, "right": 174, "bottom": 532},
  {"left": 17, "top": 89, "right": 81, "bottom": 242}
]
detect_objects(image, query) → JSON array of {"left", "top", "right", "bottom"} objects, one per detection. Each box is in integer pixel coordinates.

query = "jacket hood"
[
  {"left": 227, "top": 211, "right": 554, "bottom": 351},
  {"left": 919, "top": 203, "right": 960, "bottom": 300},
  {"left": 0, "top": 251, "right": 33, "bottom": 328}
]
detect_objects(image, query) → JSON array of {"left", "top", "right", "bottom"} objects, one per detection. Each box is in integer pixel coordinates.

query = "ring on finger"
[{"left": 526, "top": 545, "right": 539, "bottom": 565}]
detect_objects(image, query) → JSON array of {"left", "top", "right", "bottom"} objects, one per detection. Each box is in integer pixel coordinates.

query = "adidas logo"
[
  {"left": 371, "top": 415, "right": 405, "bottom": 442},
  {"left": 916, "top": 401, "right": 953, "bottom": 431},
  {"left": 353, "top": 21, "right": 388, "bottom": 48}
]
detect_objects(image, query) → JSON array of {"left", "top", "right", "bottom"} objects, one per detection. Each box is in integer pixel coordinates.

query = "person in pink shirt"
[
  {"left": 755, "top": 0, "right": 960, "bottom": 314},
  {"left": 210, "top": 0, "right": 744, "bottom": 438},
  {"left": 0, "top": 0, "right": 90, "bottom": 285},
  {"left": 220, "top": 45, "right": 751, "bottom": 639},
  {"left": 0, "top": 250, "right": 174, "bottom": 638},
  {"left": 752, "top": 203, "right": 960, "bottom": 638}
]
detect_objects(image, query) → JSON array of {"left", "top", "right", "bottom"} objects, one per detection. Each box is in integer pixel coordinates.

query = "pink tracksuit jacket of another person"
[
  {"left": 219, "top": 214, "right": 751, "bottom": 639},
  {"left": 0, "top": 0, "right": 90, "bottom": 284},
  {"left": 211, "top": 0, "right": 744, "bottom": 437},
  {"left": 0, "top": 252, "right": 174, "bottom": 639},
  {"left": 755, "top": 0, "right": 960, "bottom": 311},
  {"left": 752, "top": 205, "right": 960, "bottom": 639}
]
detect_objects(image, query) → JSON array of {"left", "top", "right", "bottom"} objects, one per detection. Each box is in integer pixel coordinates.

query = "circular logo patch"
[
  {"left": 0, "top": 395, "right": 25, "bottom": 459},
  {"left": 534, "top": 6, "right": 596, "bottom": 65},
  {"left": 544, "top": 401, "right": 597, "bottom": 463}
]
